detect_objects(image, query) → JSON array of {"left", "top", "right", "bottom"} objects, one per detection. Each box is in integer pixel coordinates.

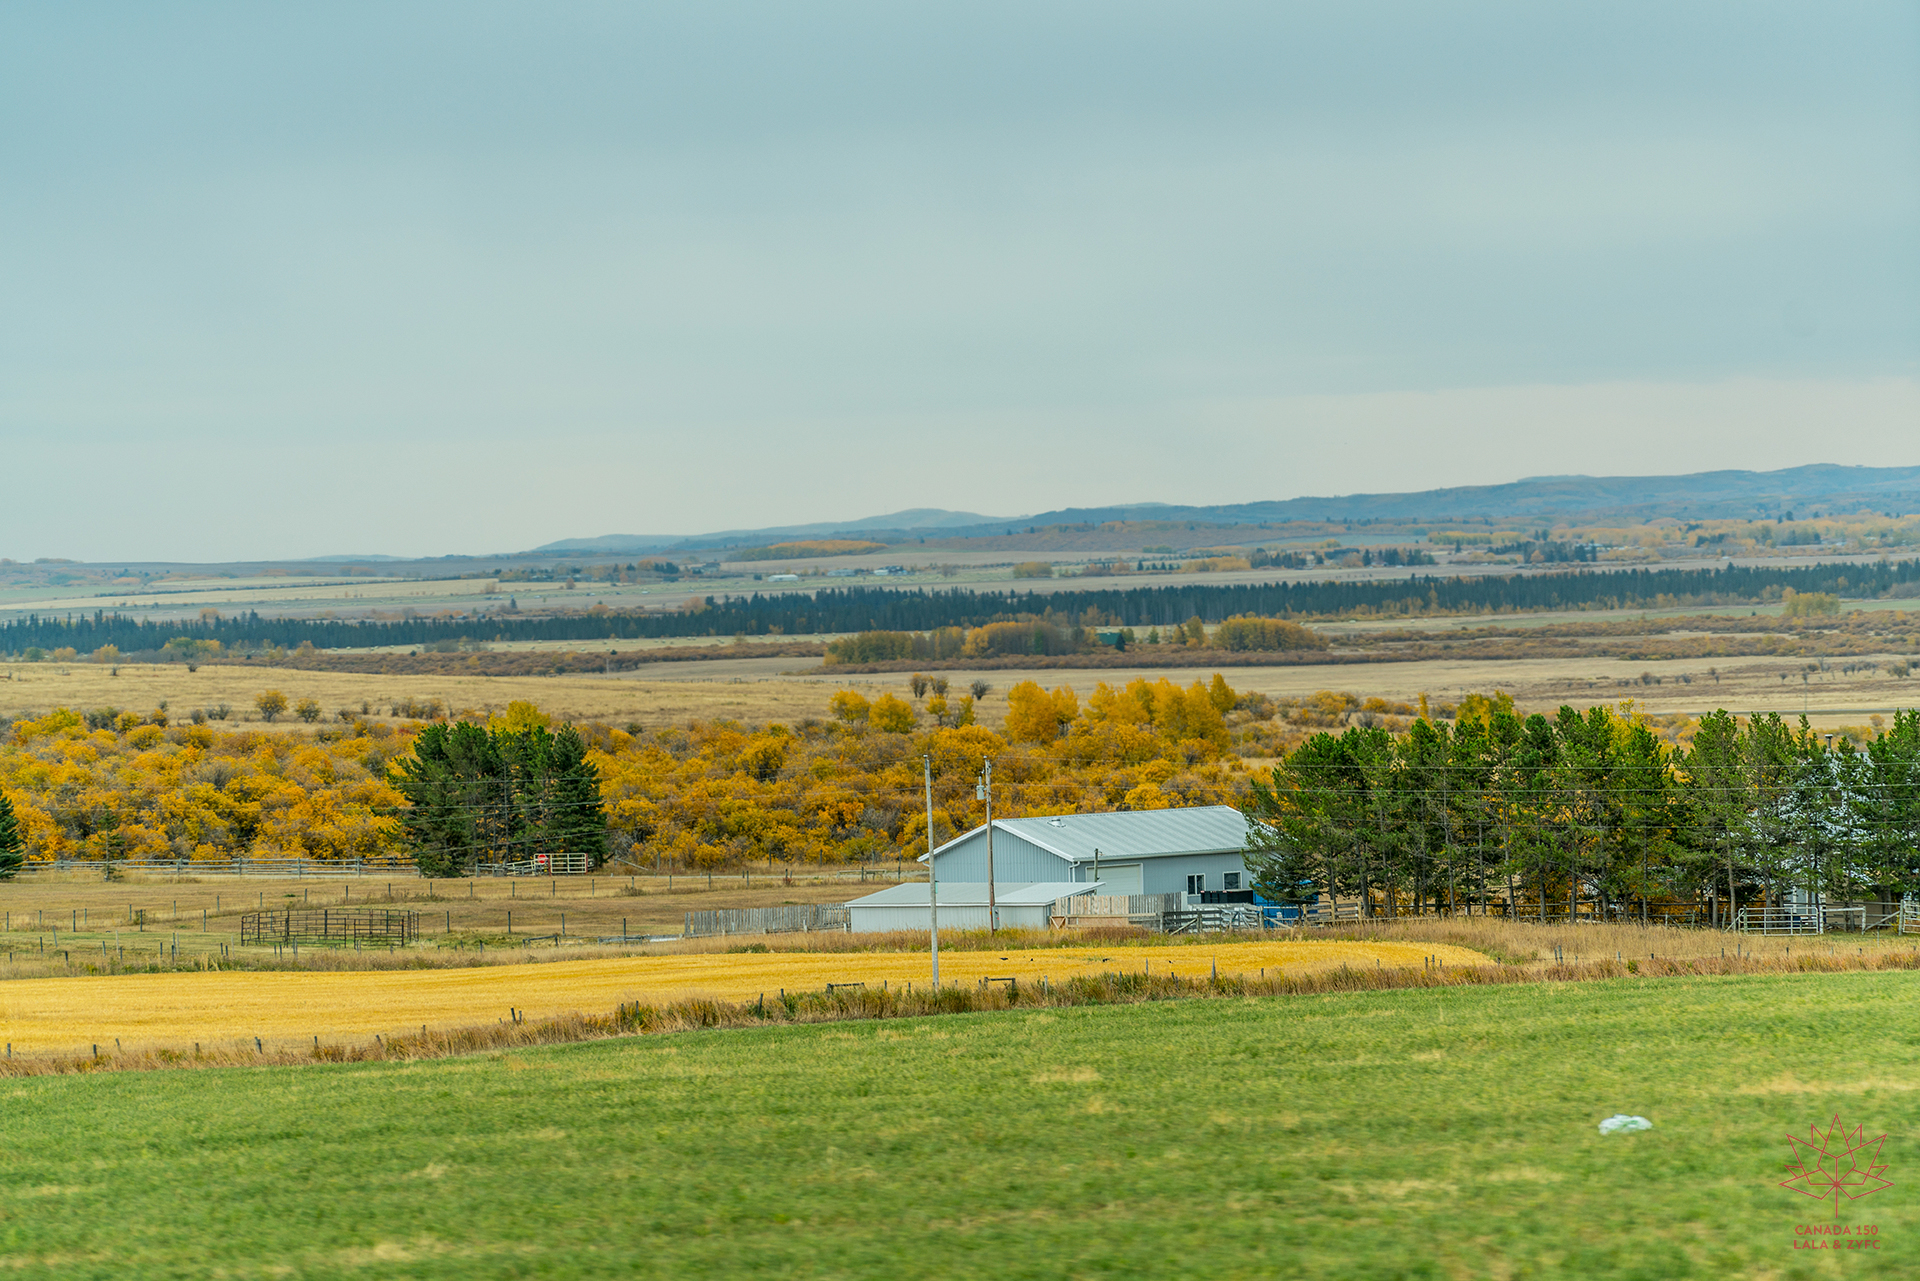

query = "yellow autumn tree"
[
  {"left": 828, "top": 690, "right": 870, "bottom": 725},
  {"left": 491, "top": 700, "right": 553, "bottom": 733},
  {"left": 870, "top": 693, "right": 916, "bottom": 733},
  {"left": 1005, "top": 681, "right": 1079, "bottom": 744}
]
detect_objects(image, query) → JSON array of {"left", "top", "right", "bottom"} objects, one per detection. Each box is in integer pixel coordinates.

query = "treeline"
[
  {"left": 0, "top": 609, "right": 682, "bottom": 655},
  {"left": 824, "top": 615, "right": 1327, "bottom": 665},
  {"left": 1246, "top": 702, "right": 1920, "bottom": 921},
  {"left": 3, "top": 559, "right": 1917, "bottom": 657},
  {"left": 0, "top": 676, "right": 1277, "bottom": 869},
  {"left": 1250, "top": 546, "right": 1437, "bottom": 569}
]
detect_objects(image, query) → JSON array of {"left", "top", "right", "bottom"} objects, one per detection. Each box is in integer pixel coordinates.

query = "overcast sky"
[{"left": 3, "top": 2, "right": 1916, "bottom": 561}]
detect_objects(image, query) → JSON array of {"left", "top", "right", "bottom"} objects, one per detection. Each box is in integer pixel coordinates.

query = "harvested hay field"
[{"left": 0, "top": 938, "right": 1485, "bottom": 1056}]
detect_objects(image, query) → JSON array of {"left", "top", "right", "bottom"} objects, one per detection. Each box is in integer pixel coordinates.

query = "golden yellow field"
[{"left": 0, "top": 939, "right": 1485, "bottom": 1055}]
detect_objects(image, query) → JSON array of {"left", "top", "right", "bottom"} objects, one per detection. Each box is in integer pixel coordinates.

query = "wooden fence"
[
  {"left": 683, "top": 905, "right": 852, "bottom": 937},
  {"left": 1055, "top": 892, "right": 1184, "bottom": 927}
]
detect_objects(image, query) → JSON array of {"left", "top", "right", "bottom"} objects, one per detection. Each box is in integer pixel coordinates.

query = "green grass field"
[{"left": 3, "top": 972, "right": 1915, "bottom": 1279}]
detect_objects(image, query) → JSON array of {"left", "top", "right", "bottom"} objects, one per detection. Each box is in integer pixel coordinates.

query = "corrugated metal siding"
[
  {"left": 1139, "top": 852, "right": 1248, "bottom": 895},
  {"left": 848, "top": 903, "right": 1052, "bottom": 932},
  {"left": 1067, "top": 855, "right": 1247, "bottom": 894},
  {"left": 995, "top": 806, "right": 1252, "bottom": 861},
  {"left": 925, "top": 813, "right": 1250, "bottom": 900},
  {"left": 930, "top": 829, "right": 1067, "bottom": 883},
  {"left": 1079, "top": 862, "right": 1142, "bottom": 895}
]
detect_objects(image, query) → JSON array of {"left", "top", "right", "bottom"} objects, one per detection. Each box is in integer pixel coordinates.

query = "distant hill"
[
  {"left": 529, "top": 465, "right": 1920, "bottom": 555},
  {"left": 526, "top": 533, "right": 689, "bottom": 555},
  {"left": 934, "top": 465, "right": 1920, "bottom": 534},
  {"left": 532, "top": 508, "right": 1012, "bottom": 555}
]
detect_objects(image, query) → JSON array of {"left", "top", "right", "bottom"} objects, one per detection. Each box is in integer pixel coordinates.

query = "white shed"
[{"left": 844, "top": 881, "right": 1102, "bottom": 933}]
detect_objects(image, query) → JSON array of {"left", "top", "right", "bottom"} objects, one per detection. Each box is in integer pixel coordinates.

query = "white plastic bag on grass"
[{"left": 1598, "top": 1115, "right": 1652, "bottom": 1134}]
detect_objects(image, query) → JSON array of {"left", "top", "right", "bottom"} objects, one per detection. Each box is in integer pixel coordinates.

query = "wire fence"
[{"left": 16, "top": 857, "right": 420, "bottom": 879}]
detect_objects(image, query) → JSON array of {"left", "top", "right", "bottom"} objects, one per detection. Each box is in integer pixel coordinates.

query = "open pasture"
[
  {"left": 0, "top": 659, "right": 836, "bottom": 731},
  {"left": 5, "top": 649, "right": 1914, "bottom": 748},
  {"left": 0, "top": 872, "right": 887, "bottom": 970},
  {"left": 765, "top": 652, "right": 1920, "bottom": 730},
  {"left": 8, "top": 589, "right": 1919, "bottom": 737},
  {"left": 0, "top": 938, "right": 1487, "bottom": 1056},
  {"left": 1, "top": 971, "right": 1913, "bottom": 1278}
]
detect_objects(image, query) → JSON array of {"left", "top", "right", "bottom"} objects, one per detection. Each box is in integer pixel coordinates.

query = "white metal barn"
[
  {"left": 922, "top": 806, "right": 1257, "bottom": 898},
  {"left": 844, "top": 881, "right": 1101, "bottom": 932}
]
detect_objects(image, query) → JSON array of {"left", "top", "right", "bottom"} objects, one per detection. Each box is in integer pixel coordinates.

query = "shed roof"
[
  {"left": 927, "top": 805, "right": 1255, "bottom": 865},
  {"left": 847, "top": 881, "right": 1102, "bottom": 908}
]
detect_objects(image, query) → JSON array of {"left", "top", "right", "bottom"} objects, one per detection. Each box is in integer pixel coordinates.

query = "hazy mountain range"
[{"left": 528, "top": 465, "right": 1920, "bottom": 556}]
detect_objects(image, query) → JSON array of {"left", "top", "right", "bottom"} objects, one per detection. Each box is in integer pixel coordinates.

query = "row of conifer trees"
[{"left": 1244, "top": 704, "right": 1920, "bottom": 921}]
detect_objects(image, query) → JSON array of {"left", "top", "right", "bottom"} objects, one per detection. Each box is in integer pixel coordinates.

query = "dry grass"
[
  {"left": 0, "top": 660, "right": 841, "bottom": 731},
  {"left": 605, "top": 651, "right": 1919, "bottom": 732},
  {"left": 9, "top": 639, "right": 1914, "bottom": 743},
  {"left": 0, "top": 871, "right": 891, "bottom": 972},
  {"left": 6, "top": 938, "right": 1918, "bottom": 1078},
  {"left": 1308, "top": 914, "right": 1919, "bottom": 967},
  {"left": 0, "top": 938, "right": 1486, "bottom": 1056}
]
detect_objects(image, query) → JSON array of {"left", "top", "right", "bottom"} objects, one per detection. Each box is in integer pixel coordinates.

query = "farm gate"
[
  {"left": 239, "top": 908, "right": 421, "bottom": 947},
  {"left": 474, "top": 851, "right": 591, "bottom": 877}
]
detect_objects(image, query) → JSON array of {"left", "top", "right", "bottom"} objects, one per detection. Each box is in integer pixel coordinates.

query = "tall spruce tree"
[
  {"left": 548, "top": 725, "right": 608, "bottom": 867},
  {"left": 0, "top": 788, "right": 22, "bottom": 878},
  {"left": 387, "top": 721, "right": 607, "bottom": 875}
]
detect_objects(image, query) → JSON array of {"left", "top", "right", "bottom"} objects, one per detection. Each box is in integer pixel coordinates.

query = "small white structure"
[{"left": 845, "top": 881, "right": 1102, "bottom": 932}]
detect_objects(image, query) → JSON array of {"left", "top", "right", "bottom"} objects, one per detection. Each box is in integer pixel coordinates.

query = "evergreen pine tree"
[
  {"left": 387, "top": 722, "right": 606, "bottom": 875},
  {"left": 548, "top": 725, "right": 608, "bottom": 867},
  {"left": 0, "top": 788, "right": 23, "bottom": 879}
]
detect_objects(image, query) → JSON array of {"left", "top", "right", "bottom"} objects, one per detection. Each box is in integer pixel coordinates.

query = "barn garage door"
[{"left": 1095, "top": 863, "right": 1142, "bottom": 896}]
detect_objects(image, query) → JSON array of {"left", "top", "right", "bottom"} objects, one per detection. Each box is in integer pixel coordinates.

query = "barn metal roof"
[
  {"left": 847, "top": 881, "right": 1102, "bottom": 908},
  {"left": 925, "top": 805, "right": 1256, "bottom": 865}
]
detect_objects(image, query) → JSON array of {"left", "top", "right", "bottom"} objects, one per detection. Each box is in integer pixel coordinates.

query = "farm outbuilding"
[
  {"left": 923, "top": 806, "right": 1259, "bottom": 899},
  {"left": 844, "top": 881, "right": 1102, "bottom": 933}
]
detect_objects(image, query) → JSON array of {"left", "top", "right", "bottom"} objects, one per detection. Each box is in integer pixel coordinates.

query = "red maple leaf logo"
[{"left": 1780, "top": 1114, "right": 1892, "bottom": 1218}]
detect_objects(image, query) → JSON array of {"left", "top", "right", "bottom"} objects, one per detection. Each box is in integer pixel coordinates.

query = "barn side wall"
[
  {"left": 848, "top": 902, "right": 1052, "bottom": 932},
  {"left": 931, "top": 830, "right": 1067, "bottom": 884}
]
